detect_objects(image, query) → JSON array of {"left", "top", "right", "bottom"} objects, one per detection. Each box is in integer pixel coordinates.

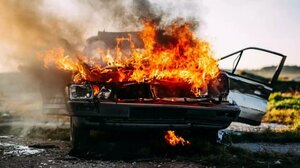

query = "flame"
[
  {"left": 164, "top": 130, "right": 190, "bottom": 146},
  {"left": 93, "top": 85, "right": 100, "bottom": 96},
  {"left": 42, "top": 20, "right": 220, "bottom": 96}
]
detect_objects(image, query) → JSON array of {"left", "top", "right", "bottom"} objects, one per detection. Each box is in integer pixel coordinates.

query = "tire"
[
  {"left": 70, "top": 117, "right": 90, "bottom": 152},
  {"left": 205, "top": 129, "right": 218, "bottom": 143},
  {"left": 191, "top": 129, "right": 219, "bottom": 143}
]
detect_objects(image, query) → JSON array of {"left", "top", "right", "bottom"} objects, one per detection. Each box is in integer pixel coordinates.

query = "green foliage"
[
  {"left": 263, "top": 91, "right": 300, "bottom": 128},
  {"left": 274, "top": 99, "right": 300, "bottom": 110},
  {"left": 268, "top": 92, "right": 300, "bottom": 110}
]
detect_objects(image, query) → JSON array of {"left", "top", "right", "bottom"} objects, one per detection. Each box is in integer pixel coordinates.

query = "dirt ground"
[
  {"left": 1, "top": 119, "right": 300, "bottom": 168},
  {"left": 0, "top": 127, "right": 208, "bottom": 168},
  {"left": 0, "top": 136, "right": 207, "bottom": 168}
]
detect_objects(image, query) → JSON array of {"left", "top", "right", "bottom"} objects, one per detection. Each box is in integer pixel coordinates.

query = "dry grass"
[
  {"left": 262, "top": 109, "right": 300, "bottom": 125},
  {"left": 263, "top": 91, "right": 300, "bottom": 130}
]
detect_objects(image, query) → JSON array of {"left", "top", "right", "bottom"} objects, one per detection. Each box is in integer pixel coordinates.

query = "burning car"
[{"left": 42, "top": 21, "right": 286, "bottom": 150}]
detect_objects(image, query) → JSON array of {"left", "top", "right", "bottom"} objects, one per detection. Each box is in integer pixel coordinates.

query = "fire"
[
  {"left": 42, "top": 20, "right": 220, "bottom": 96},
  {"left": 93, "top": 84, "right": 100, "bottom": 96},
  {"left": 164, "top": 130, "right": 190, "bottom": 146}
]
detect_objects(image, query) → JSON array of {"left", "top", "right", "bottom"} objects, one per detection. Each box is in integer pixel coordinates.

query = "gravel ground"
[{"left": 226, "top": 122, "right": 290, "bottom": 132}]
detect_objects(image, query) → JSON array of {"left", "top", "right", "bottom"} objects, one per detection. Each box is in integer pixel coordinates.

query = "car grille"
[{"left": 129, "top": 107, "right": 187, "bottom": 120}]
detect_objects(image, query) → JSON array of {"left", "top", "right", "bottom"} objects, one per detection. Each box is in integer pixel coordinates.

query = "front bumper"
[{"left": 68, "top": 100, "right": 240, "bottom": 130}]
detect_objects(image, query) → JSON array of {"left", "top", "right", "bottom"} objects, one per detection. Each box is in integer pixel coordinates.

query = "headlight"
[
  {"left": 208, "top": 73, "right": 229, "bottom": 101},
  {"left": 69, "top": 84, "right": 93, "bottom": 100}
]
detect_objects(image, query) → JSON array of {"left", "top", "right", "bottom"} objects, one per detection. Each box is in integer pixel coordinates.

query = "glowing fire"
[
  {"left": 42, "top": 20, "right": 220, "bottom": 96},
  {"left": 164, "top": 130, "right": 190, "bottom": 146}
]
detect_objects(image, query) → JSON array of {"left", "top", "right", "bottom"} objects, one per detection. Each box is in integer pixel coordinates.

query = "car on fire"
[{"left": 59, "top": 32, "right": 287, "bottom": 150}]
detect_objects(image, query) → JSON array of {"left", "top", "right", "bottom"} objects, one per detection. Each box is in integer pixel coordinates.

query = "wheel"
[
  {"left": 191, "top": 129, "right": 219, "bottom": 144},
  {"left": 70, "top": 117, "right": 90, "bottom": 152},
  {"left": 205, "top": 129, "right": 219, "bottom": 143}
]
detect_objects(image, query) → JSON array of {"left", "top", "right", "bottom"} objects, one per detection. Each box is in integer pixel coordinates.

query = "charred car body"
[{"left": 62, "top": 32, "right": 286, "bottom": 149}]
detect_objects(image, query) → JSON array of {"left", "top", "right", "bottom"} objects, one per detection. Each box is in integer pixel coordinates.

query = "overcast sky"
[
  {"left": 200, "top": 0, "right": 300, "bottom": 68},
  {"left": 0, "top": 0, "right": 299, "bottom": 72},
  {"left": 157, "top": 0, "right": 300, "bottom": 68}
]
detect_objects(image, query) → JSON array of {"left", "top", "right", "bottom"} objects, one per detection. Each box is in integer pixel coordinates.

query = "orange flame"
[
  {"left": 164, "top": 130, "right": 190, "bottom": 146},
  {"left": 42, "top": 20, "right": 220, "bottom": 96},
  {"left": 93, "top": 85, "right": 100, "bottom": 96}
]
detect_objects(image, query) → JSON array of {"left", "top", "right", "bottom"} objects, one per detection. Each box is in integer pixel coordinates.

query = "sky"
[
  {"left": 200, "top": 0, "right": 300, "bottom": 68},
  {"left": 0, "top": 0, "right": 299, "bottom": 72},
  {"left": 150, "top": 0, "right": 300, "bottom": 69}
]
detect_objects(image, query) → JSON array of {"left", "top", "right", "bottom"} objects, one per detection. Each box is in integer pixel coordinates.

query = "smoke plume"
[
  {"left": 0, "top": 0, "right": 201, "bottom": 71},
  {"left": 0, "top": 0, "right": 202, "bottom": 132},
  {"left": 0, "top": 0, "right": 84, "bottom": 63}
]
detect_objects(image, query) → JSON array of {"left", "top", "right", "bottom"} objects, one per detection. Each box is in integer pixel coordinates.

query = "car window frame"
[{"left": 220, "top": 47, "right": 287, "bottom": 87}]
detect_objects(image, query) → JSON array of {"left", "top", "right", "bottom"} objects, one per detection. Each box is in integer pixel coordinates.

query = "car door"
[{"left": 219, "top": 47, "right": 286, "bottom": 125}]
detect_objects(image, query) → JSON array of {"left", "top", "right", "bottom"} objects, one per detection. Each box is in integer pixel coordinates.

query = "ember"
[
  {"left": 42, "top": 20, "right": 220, "bottom": 96},
  {"left": 164, "top": 130, "right": 190, "bottom": 146}
]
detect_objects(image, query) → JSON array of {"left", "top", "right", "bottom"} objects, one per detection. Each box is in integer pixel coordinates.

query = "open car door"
[{"left": 219, "top": 47, "right": 286, "bottom": 125}]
